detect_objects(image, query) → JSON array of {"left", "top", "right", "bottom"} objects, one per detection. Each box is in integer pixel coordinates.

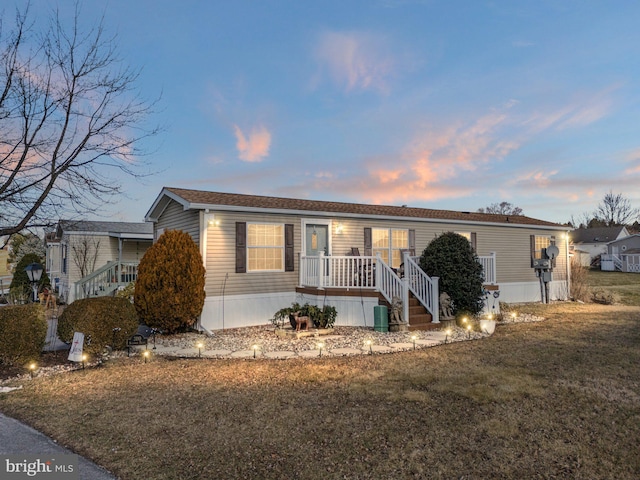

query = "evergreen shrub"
[
  {"left": 134, "top": 230, "right": 206, "bottom": 333},
  {"left": 0, "top": 304, "right": 47, "bottom": 365},
  {"left": 57, "top": 297, "right": 139, "bottom": 354},
  {"left": 419, "top": 232, "right": 485, "bottom": 316}
]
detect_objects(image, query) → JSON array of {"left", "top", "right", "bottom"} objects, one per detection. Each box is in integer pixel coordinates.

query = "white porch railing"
[
  {"left": 622, "top": 254, "right": 640, "bottom": 273},
  {"left": 478, "top": 252, "right": 497, "bottom": 284},
  {"left": 404, "top": 254, "right": 439, "bottom": 324},
  {"left": 601, "top": 254, "right": 622, "bottom": 272},
  {"left": 299, "top": 253, "right": 440, "bottom": 325},
  {"left": 74, "top": 261, "right": 140, "bottom": 301}
]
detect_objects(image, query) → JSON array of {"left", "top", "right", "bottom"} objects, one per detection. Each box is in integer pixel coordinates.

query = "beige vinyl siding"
[
  {"left": 204, "top": 211, "right": 301, "bottom": 296},
  {"left": 156, "top": 199, "right": 200, "bottom": 244},
  {"left": 120, "top": 240, "right": 151, "bottom": 263},
  {"left": 189, "top": 208, "right": 568, "bottom": 298}
]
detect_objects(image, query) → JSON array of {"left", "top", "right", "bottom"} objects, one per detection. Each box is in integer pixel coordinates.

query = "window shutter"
[
  {"left": 364, "top": 228, "right": 372, "bottom": 256},
  {"left": 550, "top": 235, "right": 557, "bottom": 268},
  {"left": 409, "top": 229, "right": 416, "bottom": 256},
  {"left": 470, "top": 232, "right": 477, "bottom": 252},
  {"left": 530, "top": 235, "right": 536, "bottom": 268},
  {"left": 235, "top": 222, "right": 246, "bottom": 273},
  {"left": 284, "top": 224, "right": 294, "bottom": 272}
]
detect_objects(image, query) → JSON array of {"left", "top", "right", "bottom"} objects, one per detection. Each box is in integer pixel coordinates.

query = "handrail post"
[
  {"left": 431, "top": 276, "right": 440, "bottom": 323},
  {"left": 402, "top": 252, "right": 410, "bottom": 326},
  {"left": 318, "top": 252, "right": 325, "bottom": 289},
  {"left": 298, "top": 253, "right": 303, "bottom": 286}
]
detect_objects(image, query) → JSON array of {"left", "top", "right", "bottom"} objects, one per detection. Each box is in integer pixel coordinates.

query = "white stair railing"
[
  {"left": 375, "top": 254, "right": 410, "bottom": 326},
  {"left": 74, "top": 261, "right": 140, "bottom": 301},
  {"left": 403, "top": 253, "right": 439, "bottom": 324}
]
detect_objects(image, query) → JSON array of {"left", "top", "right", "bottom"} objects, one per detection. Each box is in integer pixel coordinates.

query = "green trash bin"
[{"left": 374, "top": 305, "right": 388, "bottom": 332}]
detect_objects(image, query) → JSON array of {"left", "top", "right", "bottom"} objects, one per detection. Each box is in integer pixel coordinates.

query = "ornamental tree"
[
  {"left": 419, "top": 232, "right": 485, "bottom": 316},
  {"left": 134, "top": 230, "right": 206, "bottom": 333}
]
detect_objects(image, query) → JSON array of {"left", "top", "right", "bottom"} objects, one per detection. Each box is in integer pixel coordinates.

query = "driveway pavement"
[{"left": 0, "top": 413, "right": 117, "bottom": 479}]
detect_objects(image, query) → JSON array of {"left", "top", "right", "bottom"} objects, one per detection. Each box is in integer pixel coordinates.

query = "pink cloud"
[
  {"left": 233, "top": 124, "right": 271, "bottom": 162},
  {"left": 314, "top": 31, "right": 395, "bottom": 93}
]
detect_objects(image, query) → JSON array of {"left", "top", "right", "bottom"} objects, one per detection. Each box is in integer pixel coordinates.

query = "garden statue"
[
  {"left": 291, "top": 311, "right": 310, "bottom": 331},
  {"left": 439, "top": 292, "right": 454, "bottom": 319},
  {"left": 389, "top": 296, "right": 408, "bottom": 331}
]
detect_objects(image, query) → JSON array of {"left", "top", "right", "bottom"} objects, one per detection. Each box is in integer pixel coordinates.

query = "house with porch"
[
  {"left": 569, "top": 226, "right": 629, "bottom": 267},
  {"left": 47, "top": 220, "right": 153, "bottom": 303},
  {"left": 145, "top": 187, "right": 570, "bottom": 332},
  {"left": 601, "top": 234, "right": 640, "bottom": 272}
]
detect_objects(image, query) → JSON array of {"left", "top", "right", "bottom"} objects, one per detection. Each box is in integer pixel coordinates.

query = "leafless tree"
[
  {"left": 0, "top": 3, "right": 158, "bottom": 238},
  {"left": 71, "top": 235, "right": 100, "bottom": 277},
  {"left": 594, "top": 190, "right": 639, "bottom": 227},
  {"left": 477, "top": 201, "right": 523, "bottom": 216}
]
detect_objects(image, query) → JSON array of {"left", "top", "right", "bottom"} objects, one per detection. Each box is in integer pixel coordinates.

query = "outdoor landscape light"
[
  {"left": 24, "top": 262, "right": 43, "bottom": 302},
  {"left": 511, "top": 312, "right": 517, "bottom": 320},
  {"left": 411, "top": 335, "right": 417, "bottom": 350},
  {"left": 143, "top": 350, "right": 150, "bottom": 363},
  {"left": 467, "top": 325, "right": 472, "bottom": 339},
  {"left": 252, "top": 344, "right": 259, "bottom": 358},
  {"left": 445, "top": 328, "right": 452, "bottom": 343},
  {"left": 82, "top": 354, "right": 87, "bottom": 370},
  {"left": 196, "top": 342, "right": 203, "bottom": 358},
  {"left": 365, "top": 339, "right": 373, "bottom": 355},
  {"left": 29, "top": 363, "right": 36, "bottom": 378},
  {"left": 317, "top": 342, "right": 324, "bottom": 357},
  {"left": 462, "top": 317, "right": 468, "bottom": 324}
]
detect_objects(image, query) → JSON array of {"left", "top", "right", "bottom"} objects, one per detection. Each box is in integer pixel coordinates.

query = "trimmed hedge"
[
  {"left": 134, "top": 230, "right": 206, "bottom": 333},
  {"left": 0, "top": 304, "right": 47, "bottom": 366},
  {"left": 58, "top": 297, "right": 139, "bottom": 354}
]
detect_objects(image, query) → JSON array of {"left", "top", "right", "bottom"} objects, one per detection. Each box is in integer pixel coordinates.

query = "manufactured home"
[
  {"left": 601, "top": 234, "right": 640, "bottom": 272},
  {"left": 146, "top": 187, "right": 571, "bottom": 332},
  {"left": 48, "top": 220, "right": 153, "bottom": 303}
]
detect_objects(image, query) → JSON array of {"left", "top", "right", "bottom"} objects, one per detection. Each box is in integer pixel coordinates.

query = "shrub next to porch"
[
  {"left": 419, "top": 232, "right": 484, "bottom": 315},
  {"left": 134, "top": 230, "right": 205, "bottom": 333}
]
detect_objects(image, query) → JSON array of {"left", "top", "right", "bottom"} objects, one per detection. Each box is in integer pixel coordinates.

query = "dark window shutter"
[
  {"left": 236, "top": 222, "right": 247, "bottom": 273},
  {"left": 364, "top": 228, "right": 372, "bottom": 256},
  {"left": 470, "top": 232, "right": 477, "bottom": 252},
  {"left": 550, "top": 235, "right": 557, "bottom": 268},
  {"left": 530, "top": 235, "right": 536, "bottom": 268},
  {"left": 408, "top": 229, "right": 416, "bottom": 256},
  {"left": 284, "top": 224, "right": 294, "bottom": 272}
]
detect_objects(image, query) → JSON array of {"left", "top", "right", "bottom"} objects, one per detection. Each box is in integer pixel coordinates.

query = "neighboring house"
[
  {"left": 0, "top": 246, "right": 11, "bottom": 295},
  {"left": 145, "top": 187, "right": 571, "bottom": 332},
  {"left": 45, "top": 231, "right": 62, "bottom": 293},
  {"left": 570, "top": 226, "right": 629, "bottom": 267},
  {"left": 602, "top": 234, "right": 640, "bottom": 272},
  {"left": 49, "top": 220, "right": 153, "bottom": 303}
]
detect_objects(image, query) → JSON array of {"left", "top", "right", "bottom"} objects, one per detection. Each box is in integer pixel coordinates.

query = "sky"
[{"left": 18, "top": 0, "right": 640, "bottom": 225}]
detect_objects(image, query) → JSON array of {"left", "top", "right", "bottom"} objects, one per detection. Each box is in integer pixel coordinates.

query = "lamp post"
[{"left": 25, "top": 263, "right": 43, "bottom": 303}]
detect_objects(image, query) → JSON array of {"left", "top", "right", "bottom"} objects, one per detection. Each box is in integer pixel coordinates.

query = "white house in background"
[
  {"left": 48, "top": 220, "right": 153, "bottom": 303},
  {"left": 570, "top": 226, "right": 629, "bottom": 267},
  {"left": 145, "top": 187, "right": 571, "bottom": 332},
  {"left": 601, "top": 234, "right": 640, "bottom": 272},
  {"left": 45, "top": 231, "right": 62, "bottom": 293}
]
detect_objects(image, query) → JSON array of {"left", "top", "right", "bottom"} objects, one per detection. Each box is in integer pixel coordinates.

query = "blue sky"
[{"left": 22, "top": 0, "right": 640, "bottom": 224}]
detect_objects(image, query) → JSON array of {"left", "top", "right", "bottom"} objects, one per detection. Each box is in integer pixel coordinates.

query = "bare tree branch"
[
  {"left": 0, "top": 3, "right": 159, "bottom": 237},
  {"left": 477, "top": 201, "right": 523, "bottom": 216}
]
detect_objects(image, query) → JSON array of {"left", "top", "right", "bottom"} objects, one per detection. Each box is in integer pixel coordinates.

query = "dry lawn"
[{"left": 1, "top": 302, "right": 639, "bottom": 479}]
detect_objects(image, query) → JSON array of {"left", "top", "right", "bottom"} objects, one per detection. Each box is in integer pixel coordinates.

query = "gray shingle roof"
[
  {"left": 570, "top": 226, "right": 626, "bottom": 244},
  {"left": 163, "top": 187, "right": 565, "bottom": 228}
]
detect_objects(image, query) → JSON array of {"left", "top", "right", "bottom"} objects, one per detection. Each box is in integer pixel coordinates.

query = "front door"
[{"left": 305, "top": 224, "right": 329, "bottom": 256}]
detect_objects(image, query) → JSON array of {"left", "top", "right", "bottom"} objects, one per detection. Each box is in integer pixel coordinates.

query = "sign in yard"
[{"left": 67, "top": 332, "right": 84, "bottom": 362}]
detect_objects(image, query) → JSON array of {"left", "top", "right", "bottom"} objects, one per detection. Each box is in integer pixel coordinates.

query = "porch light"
[{"left": 335, "top": 223, "right": 344, "bottom": 234}]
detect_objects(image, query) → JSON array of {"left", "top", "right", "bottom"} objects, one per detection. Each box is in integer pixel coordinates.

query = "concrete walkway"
[{"left": 0, "top": 413, "right": 117, "bottom": 480}]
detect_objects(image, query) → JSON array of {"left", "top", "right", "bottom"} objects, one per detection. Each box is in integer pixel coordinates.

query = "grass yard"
[
  {"left": 1, "top": 301, "right": 640, "bottom": 479},
  {"left": 583, "top": 269, "right": 640, "bottom": 305}
]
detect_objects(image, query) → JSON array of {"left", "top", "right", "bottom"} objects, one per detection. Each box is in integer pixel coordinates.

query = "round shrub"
[
  {"left": 419, "top": 232, "right": 485, "bottom": 316},
  {"left": 0, "top": 304, "right": 47, "bottom": 366},
  {"left": 58, "top": 297, "right": 139, "bottom": 354},
  {"left": 134, "top": 230, "right": 205, "bottom": 333}
]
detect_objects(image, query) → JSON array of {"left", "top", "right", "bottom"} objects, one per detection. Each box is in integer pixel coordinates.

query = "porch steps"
[{"left": 379, "top": 293, "right": 438, "bottom": 331}]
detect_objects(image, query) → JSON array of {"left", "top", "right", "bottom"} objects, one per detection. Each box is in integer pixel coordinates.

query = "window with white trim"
[
  {"left": 372, "top": 228, "right": 408, "bottom": 268},
  {"left": 247, "top": 223, "right": 284, "bottom": 271},
  {"left": 533, "top": 235, "right": 551, "bottom": 260}
]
